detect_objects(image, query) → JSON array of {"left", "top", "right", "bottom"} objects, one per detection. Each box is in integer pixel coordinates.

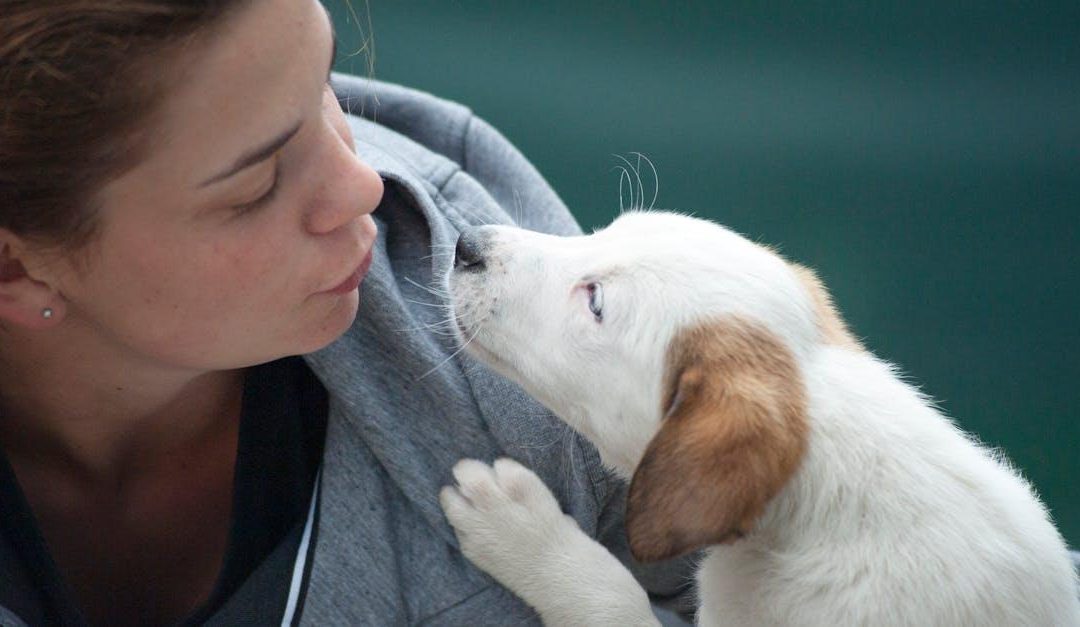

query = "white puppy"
[{"left": 438, "top": 211, "right": 1080, "bottom": 626}]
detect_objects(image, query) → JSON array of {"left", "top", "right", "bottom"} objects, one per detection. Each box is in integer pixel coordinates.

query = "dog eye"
[{"left": 587, "top": 282, "right": 604, "bottom": 321}]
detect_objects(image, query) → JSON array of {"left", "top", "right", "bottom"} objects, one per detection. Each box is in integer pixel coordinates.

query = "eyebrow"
[
  {"left": 199, "top": 23, "right": 338, "bottom": 189},
  {"left": 199, "top": 121, "right": 301, "bottom": 188}
]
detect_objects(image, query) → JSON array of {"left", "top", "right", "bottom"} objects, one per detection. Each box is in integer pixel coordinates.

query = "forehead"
[
  {"left": 594, "top": 212, "right": 820, "bottom": 351},
  {"left": 117, "top": 0, "right": 331, "bottom": 188},
  {"left": 604, "top": 211, "right": 759, "bottom": 251},
  {"left": 597, "top": 212, "right": 783, "bottom": 276}
]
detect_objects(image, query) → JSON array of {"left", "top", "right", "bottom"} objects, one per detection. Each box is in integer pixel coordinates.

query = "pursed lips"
[{"left": 314, "top": 239, "right": 376, "bottom": 296}]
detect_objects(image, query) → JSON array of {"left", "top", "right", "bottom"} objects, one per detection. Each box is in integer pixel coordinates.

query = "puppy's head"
[{"left": 448, "top": 211, "right": 855, "bottom": 561}]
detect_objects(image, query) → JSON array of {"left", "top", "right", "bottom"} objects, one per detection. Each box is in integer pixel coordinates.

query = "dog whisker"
[
  {"left": 415, "top": 313, "right": 487, "bottom": 381},
  {"left": 613, "top": 164, "right": 633, "bottom": 214},
  {"left": 403, "top": 275, "right": 450, "bottom": 299},
  {"left": 418, "top": 253, "right": 455, "bottom": 263},
  {"left": 423, "top": 313, "right": 460, "bottom": 328},
  {"left": 393, "top": 320, "right": 458, "bottom": 335},
  {"left": 420, "top": 245, "right": 457, "bottom": 264},
  {"left": 614, "top": 153, "right": 646, "bottom": 213},
  {"left": 631, "top": 153, "right": 643, "bottom": 205},
  {"left": 446, "top": 196, "right": 515, "bottom": 228},
  {"left": 403, "top": 297, "right": 453, "bottom": 310},
  {"left": 629, "top": 151, "right": 659, "bottom": 211},
  {"left": 401, "top": 321, "right": 459, "bottom": 336},
  {"left": 612, "top": 152, "right": 659, "bottom": 214},
  {"left": 512, "top": 187, "right": 526, "bottom": 226}
]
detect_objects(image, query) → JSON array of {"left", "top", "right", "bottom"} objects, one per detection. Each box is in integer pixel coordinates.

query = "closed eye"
[
  {"left": 227, "top": 71, "right": 334, "bottom": 219},
  {"left": 230, "top": 160, "right": 281, "bottom": 216}
]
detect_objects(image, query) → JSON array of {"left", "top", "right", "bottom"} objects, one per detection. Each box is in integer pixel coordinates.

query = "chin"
[{"left": 303, "top": 290, "right": 361, "bottom": 353}]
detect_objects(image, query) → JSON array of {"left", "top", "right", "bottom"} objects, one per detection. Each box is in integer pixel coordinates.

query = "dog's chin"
[
  {"left": 458, "top": 331, "right": 522, "bottom": 382},
  {"left": 462, "top": 338, "right": 506, "bottom": 370}
]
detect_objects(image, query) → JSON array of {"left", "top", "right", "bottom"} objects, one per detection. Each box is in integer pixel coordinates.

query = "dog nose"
[{"left": 455, "top": 228, "right": 489, "bottom": 270}]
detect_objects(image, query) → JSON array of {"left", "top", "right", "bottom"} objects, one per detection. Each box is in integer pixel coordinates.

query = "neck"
[
  {"left": 561, "top": 400, "right": 654, "bottom": 481},
  {"left": 751, "top": 346, "right": 945, "bottom": 544},
  {"left": 0, "top": 322, "right": 245, "bottom": 485}
]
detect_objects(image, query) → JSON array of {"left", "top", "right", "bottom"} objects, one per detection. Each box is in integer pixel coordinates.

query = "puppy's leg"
[{"left": 440, "top": 458, "right": 659, "bottom": 627}]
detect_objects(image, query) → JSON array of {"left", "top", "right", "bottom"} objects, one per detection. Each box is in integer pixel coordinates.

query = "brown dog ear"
[{"left": 626, "top": 318, "right": 809, "bottom": 562}]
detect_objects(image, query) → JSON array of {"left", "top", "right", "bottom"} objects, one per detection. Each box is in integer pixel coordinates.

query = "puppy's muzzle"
[{"left": 455, "top": 227, "right": 492, "bottom": 272}]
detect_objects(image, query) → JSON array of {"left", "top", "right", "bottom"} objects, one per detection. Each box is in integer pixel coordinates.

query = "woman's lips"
[{"left": 322, "top": 248, "right": 374, "bottom": 295}]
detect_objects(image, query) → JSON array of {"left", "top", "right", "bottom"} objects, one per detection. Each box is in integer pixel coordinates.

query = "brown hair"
[{"left": 0, "top": 0, "right": 252, "bottom": 252}]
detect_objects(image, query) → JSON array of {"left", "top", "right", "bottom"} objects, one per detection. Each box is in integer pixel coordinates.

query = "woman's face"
[{"left": 45, "top": 0, "right": 383, "bottom": 371}]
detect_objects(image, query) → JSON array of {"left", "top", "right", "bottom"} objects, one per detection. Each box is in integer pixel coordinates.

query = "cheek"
[
  {"left": 205, "top": 242, "right": 278, "bottom": 299},
  {"left": 106, "top": 228, "right": 282, "bottom": 317}
]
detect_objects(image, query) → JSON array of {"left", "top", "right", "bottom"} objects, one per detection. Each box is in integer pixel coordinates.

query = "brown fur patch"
[
  {"left": 626, "top": 317, "right": 809, "bottom": 562},
  {"left": 790, "top": 263, "right": 862, "bottom": 350}
]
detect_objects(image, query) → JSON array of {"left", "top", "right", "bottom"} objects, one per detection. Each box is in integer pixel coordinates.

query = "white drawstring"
[{"left": 282, "top": 467, "right": 321, "bottom": 626}]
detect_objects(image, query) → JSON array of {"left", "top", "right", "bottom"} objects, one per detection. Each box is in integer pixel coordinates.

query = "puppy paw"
[
  {"left": 441, "top": 458, "right": 660, "bottom": 627},
  {"left": 440, "top": 458, "right": 572, "bottom": 585}
]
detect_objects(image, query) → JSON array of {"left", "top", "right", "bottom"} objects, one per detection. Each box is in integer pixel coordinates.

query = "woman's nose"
[{"left": 304, "top": 138, "right": 384, "bottom": 235}]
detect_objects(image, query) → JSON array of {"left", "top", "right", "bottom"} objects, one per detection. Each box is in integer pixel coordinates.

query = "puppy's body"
[
  {"left": 439, "top": 212, "right": 1079, "bottom": 626},
  {"left": 700, "top": 345, "right": 1074, "bottom": 625}
]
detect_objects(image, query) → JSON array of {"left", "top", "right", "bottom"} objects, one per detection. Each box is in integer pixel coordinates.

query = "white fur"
[
  {"left": 440, "top": 459, "right": 656, "bottom": 626},
  {"left": 439, "top": 211, "right": 1080, "bottom": 626}
]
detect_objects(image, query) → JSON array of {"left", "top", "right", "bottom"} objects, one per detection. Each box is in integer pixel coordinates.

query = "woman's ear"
[
  {"left": 625, "top": 317, "right": 809, "bottom": 562},
  {"left": 0, "top": 233, "right": 67, "bottom": 329}
]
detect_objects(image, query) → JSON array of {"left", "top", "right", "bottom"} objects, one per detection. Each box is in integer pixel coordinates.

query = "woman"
[{"left": 0, "top": 0, "right": 693, "bottom": 625}]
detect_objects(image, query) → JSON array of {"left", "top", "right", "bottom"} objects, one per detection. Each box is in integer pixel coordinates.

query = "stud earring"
[{"left": 42, "top": 308, "right": 53, "bottom": 319}]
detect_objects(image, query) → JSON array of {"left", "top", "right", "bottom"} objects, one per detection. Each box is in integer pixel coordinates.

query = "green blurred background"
[{"left": 324, "top": 1, "right": 1079, "bottom": 548}]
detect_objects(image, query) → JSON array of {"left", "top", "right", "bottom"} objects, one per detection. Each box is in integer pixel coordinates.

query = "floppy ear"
[{"left": 626, "top": 318, "right": 809, "bottom": 562}]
